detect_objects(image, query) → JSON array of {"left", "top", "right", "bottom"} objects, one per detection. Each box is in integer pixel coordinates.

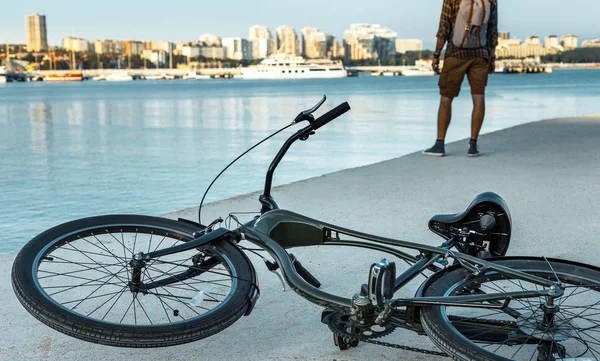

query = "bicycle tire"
[
  {"left": 420, "top": 258, "right": 600, "bottom": 360},
  {"left": 12, "top": 214, "right": 254, "bottom": 347}
]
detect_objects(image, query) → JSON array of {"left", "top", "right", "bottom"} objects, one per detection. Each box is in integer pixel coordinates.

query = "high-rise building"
[
  {"left": 545, "top": 35, "right": 560, "bottom": 48},
  {"left": 62, "top": 37, "right": 91, "bottom": 52},
  {"left": 343, "top": 24, "right": 397, "bottom": 60},
  {"left": 125, "top": 41, "right": 146, "bottom": 56},
  {"left": 395, "top": 39, "right": 423, "bottom": 54},
  {"left": 499, "top": 32, "right": 510, "bottom": 40},
  {"left": 249, "top": 25, "right": 276, "bottom": 59},
  {"left": 222, "top": 37, "right": 251, "bottom": 60},
  {"left": 302, "top": 27, "right": 328, "bottom": 58},
  {"left": 25, "top": 14, "right": 48, "bottom": 52},
  {"left": 94, "top": 40, "right": 126, "bottom": 54},
  {"left": 300, "top": 27, "right": 344, "bottom": 59},
  {"left": 561, "top": 34, "right": 578, "bottom": 49},
  {"left": 276, "top": 26, "right": 300, "bottom": 55},
  {"left": 525, "top": 36, "right": 541, "bottom": 45},
  {"left": 329, "top": 38, "right": 345, "bottom": 58}
]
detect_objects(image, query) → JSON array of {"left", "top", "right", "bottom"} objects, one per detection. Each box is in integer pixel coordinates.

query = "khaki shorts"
[{"left": 439, "top": 57, "right": 490, "bottom": 98}]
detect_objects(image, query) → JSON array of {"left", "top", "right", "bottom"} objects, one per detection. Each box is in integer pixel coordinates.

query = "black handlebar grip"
[{"left": 312, "top": 102, "right": 351, "bottom": 130}]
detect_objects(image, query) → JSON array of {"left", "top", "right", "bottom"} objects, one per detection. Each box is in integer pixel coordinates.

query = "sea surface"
[{"left": 1, "top": 70, "right": 599, "bottom": 254}]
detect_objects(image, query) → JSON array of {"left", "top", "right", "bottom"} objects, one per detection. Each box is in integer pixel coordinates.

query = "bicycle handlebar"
[{"left": 312, "top": 102, "right": 351, "bottom": 131}]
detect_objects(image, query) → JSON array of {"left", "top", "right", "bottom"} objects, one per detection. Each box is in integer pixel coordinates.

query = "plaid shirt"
[{"left": 436, "top": 0, "right": 499, "bottom": 59}]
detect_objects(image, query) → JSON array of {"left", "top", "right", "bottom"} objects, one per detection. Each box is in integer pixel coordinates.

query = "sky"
[{"left": 1, "top": 0, "right": 599, "bottom": 49}]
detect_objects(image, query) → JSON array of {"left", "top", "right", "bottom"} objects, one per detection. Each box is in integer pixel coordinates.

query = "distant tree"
[{"left": 542, "top": 48, "right": 600, "bottom": 63}]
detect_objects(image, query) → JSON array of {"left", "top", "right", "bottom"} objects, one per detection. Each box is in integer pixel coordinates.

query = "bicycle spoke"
[
  {"left": 102, "top": 284, "right": 129, "bottom": 321},
  {"left": 86, "top": 286, "right": 129, "bottom": 318},
  {"left": 46, "top": 267, "right": 127, "bottom": 296},
  {"left": 38, "top": 263, "right": 126, "bottom": 280},
  {"left": 85, "top": 234, "right": 128, "bottom": 267},
  {"left": 145, "top": 264, "right": 232, "bottom": 292},
  {"left": 151, "top": 234, "right": 170, "bottom": 253},
  {"left": 60, "top": 241, "right": 130, "bottom": 287},
  {"left": 119, "top": 297, "right": 135, "bottom": 324},
  {"left": 135, "top": 295, "right": 153, "bottom": 325},
  {"left": 71, "top": 265, "right": 130, "bottom": 311},
  {"left": 60, "top": 289, "right": 126, "bottom": 306},
  {"left": 107, "top": 230, "right": 134, "bottom": 257},
  {"left": 142, "top": 269, "right": 187, "bottom": 321}
]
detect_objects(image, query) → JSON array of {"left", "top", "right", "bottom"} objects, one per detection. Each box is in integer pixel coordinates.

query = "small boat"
[
  {"left": 183, "top": 71, "right": 211, "bottom": 80},
  {"left": 401, "top": 59, "right": 436, "bottom": 77},
  {"left": 45, "top": 72, "right": 83, "bottom": 82},
  {"left": 106, "top": 72, "right": 133, "bottom": 82},
  {"left": 92, "top": 74, "right": 106, "bottom": 81},
  {"left": 0, "top": 67, "right": 6, "bottom": 83},
  {"left": 401, "top": 68, "right": 435, "bottom": 76}
]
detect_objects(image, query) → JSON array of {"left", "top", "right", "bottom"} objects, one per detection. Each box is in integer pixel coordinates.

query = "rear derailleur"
[{"left": 321, "top": 259, "right": 397, "bottom": 350}]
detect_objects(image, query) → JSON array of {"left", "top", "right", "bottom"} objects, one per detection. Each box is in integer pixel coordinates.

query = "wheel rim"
[
  {"left": 440, "top": 266, "right": 600, "bottom": 360},
  {"left": 32, "top": 223, "right": 238, "bottom": 327}
]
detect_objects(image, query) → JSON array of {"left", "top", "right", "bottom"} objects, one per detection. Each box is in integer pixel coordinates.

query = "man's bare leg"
[
  {"left": 471, "top": 94, "right": 485, "bottom": 140},
  {"left": 437, "top": 96, "right": 454, "bottom": 140},
  {"left": 422, "top": 96, "right": 454, "bottom": 156},
  {"left": 468, "top": 93, "right": 485, "bottom": 157}
]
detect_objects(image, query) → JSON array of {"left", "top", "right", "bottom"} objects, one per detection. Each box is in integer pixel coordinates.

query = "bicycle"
[{"left": 11, "top": 96, "right": 600, "bottom": 361}]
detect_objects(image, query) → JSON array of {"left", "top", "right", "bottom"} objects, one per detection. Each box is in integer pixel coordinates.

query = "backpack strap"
[
  {"left": 460, "top": 0, "right": 476, "bottom": 48},
  {"left": 477, "top": 0, "right": 487, "bottom": 47}
]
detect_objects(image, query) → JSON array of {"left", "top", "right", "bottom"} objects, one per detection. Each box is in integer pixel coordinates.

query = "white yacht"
[{"left": 242, "top": 54, "right": 347, "bottom": 80}]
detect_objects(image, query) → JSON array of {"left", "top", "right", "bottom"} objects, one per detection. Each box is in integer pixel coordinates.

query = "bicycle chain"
[
  {"left": 326, "top": 311, "right": 449, "bottom": 357},
  {"left": 363, "top": 338, "right": 450, "bottom": 357}
]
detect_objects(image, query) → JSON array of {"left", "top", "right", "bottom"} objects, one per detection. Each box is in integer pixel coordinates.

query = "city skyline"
[{"left": 2, "top": 0, "right": 600, "bottom": 49}]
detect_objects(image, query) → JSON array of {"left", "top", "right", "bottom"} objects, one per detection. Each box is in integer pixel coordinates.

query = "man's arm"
[
  {"left": 433, "top": 0, "right": 453, "bottom": 73},
  {"left": 485, "top": 1, "right": 499, "bottom": 73},
  {"left": 487, "top": 1, "right": 499, "bottom": 62}
]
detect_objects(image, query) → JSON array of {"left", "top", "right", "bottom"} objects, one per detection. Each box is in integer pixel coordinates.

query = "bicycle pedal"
[{"left": 368, "top": 259, "right": 396, "bottom": 307}]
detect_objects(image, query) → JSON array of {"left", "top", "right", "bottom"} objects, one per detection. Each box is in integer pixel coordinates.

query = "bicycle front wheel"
[
  {"left": 12, "top": 215, "right": 254, "bottom": 347},
  {"left": 420, "top": 258, "right": 600, "bottom": 361}
]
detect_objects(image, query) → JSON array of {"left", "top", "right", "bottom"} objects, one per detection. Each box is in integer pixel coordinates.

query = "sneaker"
[
  {"left": 468, "top": 140, "right": 480, "bottom": 157},
  {"left": 421, "top": 140, "right": 445, "bottom": 157}
]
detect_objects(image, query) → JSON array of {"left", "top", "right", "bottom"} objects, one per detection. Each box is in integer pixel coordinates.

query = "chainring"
[{"left": 327, "top": 311, "right": 395, "bottom": 341}]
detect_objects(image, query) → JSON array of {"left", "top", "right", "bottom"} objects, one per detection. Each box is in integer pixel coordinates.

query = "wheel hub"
[{"left": 516, "top": 305, "right": 574, "bottom": 341}]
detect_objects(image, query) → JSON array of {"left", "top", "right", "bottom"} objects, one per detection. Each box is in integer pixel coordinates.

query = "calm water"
[{"left": 1, "top": 71, "right": 599, "bottom": 254}]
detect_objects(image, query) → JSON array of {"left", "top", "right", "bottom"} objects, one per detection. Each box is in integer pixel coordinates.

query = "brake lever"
[{"left": 293, "top": 95, "right": 326, "bottom": 124}]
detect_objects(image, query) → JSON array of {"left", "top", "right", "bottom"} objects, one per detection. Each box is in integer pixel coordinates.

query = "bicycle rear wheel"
[
  {"left": 420, "top": 258, "right": 600, "bottom": 361},
  {"left": 12, "top": 214, "right": 254, "bottom": 347}
]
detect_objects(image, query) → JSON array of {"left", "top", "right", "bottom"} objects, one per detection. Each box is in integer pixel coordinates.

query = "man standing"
[{"left": 422, "top": 0, "right": 498, "bottom": 157}]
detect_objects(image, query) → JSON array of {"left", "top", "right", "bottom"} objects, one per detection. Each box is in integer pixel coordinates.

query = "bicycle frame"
[
  {"left": 144, "top": 208, "right": 557, "bottom": 313},
  {"left": 144, "top": 97, "right": 559, "bottom": 320}
]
